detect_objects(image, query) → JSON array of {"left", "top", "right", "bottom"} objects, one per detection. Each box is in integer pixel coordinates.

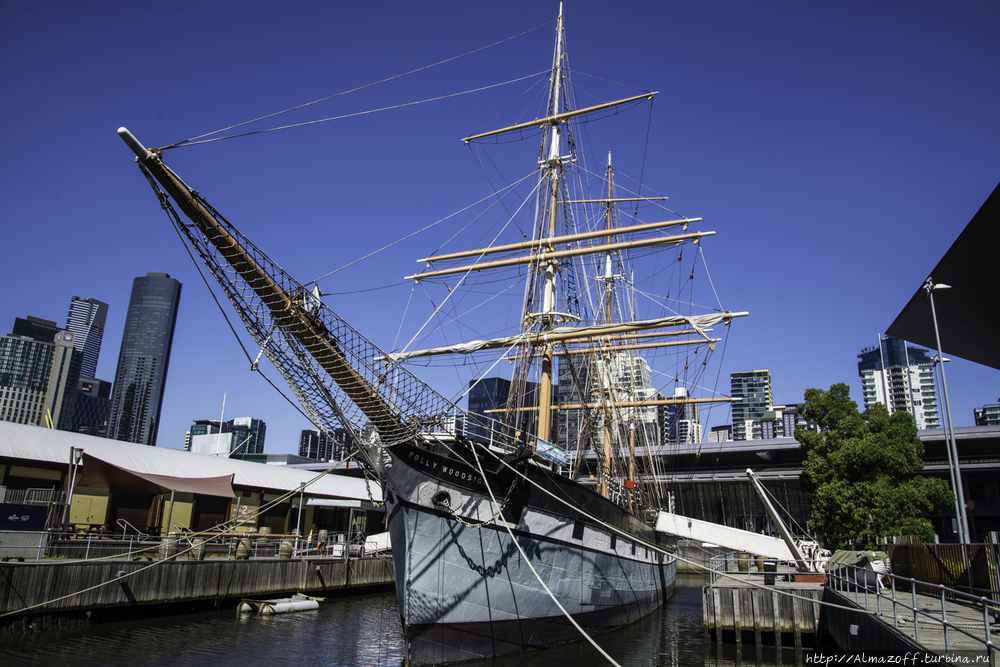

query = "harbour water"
[{"left": 3, "top": 575, "right": 809, "bottom": 666}]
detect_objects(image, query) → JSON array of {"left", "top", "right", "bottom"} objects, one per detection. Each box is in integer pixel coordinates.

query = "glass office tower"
[
  {"left": 106, "top": 273, "right": 182, "bottom": 446},
  {"left": 65, "top": 297, "right": 109, "bottom": 379}
]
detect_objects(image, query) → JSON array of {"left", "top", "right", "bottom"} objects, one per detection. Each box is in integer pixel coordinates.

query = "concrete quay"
[{"left": 0, "top": 554, "right": 394, "bottom": 637}]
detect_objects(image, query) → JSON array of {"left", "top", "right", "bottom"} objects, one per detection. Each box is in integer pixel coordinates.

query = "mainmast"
[
  {"left": 599, "top": 153, "right": 617, "bottom": 500},
  {"left": 529, "top": 4, "right": 569, "bottom": 448}
]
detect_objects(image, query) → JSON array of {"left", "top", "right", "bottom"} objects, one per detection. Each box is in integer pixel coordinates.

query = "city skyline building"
[
  {"left": 299, "top": 428, "right": 333, "bottom": 460},
  {"left": 662, "top": 387, "right": 702, "bottom": 446},
  {"left": 974, "top": 402, "right": 1000, "bottom": 427},
  {"left": 71, "top": 377, "right": 111, "bottom": 436},
  {"left": 558, "top": 352, "right": 661, "bottom": 451},
  {"left": 707, "top": 424, "right": 732, "bottom": 443},
  {"left": 11, "top": 316, "right": 59, "bottom": 343},
  {"left": 468, "top": 377, "right": 554, "bottom": 446},
  {"left": 65, "top": 297, "right": 108, "bottom": 379},
  {"left": 186, "top": 416, "right": 266, "bottom": 456},
  {"left": 106, "top": 273, "right": 182, "bottom": 446},
  {"left": 230, "top": 416, "right": 266, "bottom": 455},
  {"left": 858, "top": 335, "right": 940, "bottom": 430},
  {"left": 730, "top": 370, "right": 773, "bottom": 440},
  {"left": 0, "top": 327, "right": 81, "bottom": 430}
]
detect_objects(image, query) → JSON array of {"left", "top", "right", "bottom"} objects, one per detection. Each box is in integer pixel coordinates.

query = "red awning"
[{"left": 77, "top": 453, "right": 236, "bottom": 498}]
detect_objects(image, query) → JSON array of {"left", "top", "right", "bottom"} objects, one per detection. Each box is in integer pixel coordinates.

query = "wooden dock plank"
[
  {"left": 825, "top": 586, "right": 995, "bottom": 659},
  {"left": 703, "top": 572, "right": 823, "bottom": 649}
]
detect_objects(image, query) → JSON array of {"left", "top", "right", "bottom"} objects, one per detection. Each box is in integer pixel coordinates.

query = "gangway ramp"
[{"left": 655, "top": 511, "right": 795, "bottom": 562}]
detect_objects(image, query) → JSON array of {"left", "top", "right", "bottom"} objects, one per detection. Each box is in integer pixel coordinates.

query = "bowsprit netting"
[{"left": 136, "top": 159, "right": 521, "bottom": 464}]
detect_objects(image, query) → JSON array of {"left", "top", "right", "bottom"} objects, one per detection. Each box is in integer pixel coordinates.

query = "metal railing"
[
  {"left": 1, "top": 487, "right": 63, "bottom": 506},
  {"left": 827, "top": 560, "right": 998, "bottom": 664},
  {"left": 1, "top": 529, "right": 378, "bottom": 563},
  {"left": 707, "top": 551, "right": 794, "bottom": 585}
]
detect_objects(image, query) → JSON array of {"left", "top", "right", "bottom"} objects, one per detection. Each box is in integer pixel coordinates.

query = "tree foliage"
[{"left": 796, "top": 383, "right": 953, "bottom": 549}]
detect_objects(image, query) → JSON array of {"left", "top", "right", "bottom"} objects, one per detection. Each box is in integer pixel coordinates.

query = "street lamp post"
[
  {"left": 932, "top": 353, "right": 964, "bottom": 542},
  {"left": 924, "top": 277, "right": 970, "bottom": 544},
  {"left": 62, "top": 447, "right": 84, "bottom": 532},
  {"left": 296, "top": 482, "right": 306, "bottom": 553}
]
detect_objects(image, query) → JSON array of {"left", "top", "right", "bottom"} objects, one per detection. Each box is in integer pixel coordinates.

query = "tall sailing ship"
[{"left": 119, "top": 5, "right": 745, "bottom": 665}]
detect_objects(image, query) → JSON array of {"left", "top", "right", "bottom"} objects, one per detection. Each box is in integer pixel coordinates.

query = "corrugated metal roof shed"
[{"left": 0, "top": 422, "right": 381, "bottom": 503}]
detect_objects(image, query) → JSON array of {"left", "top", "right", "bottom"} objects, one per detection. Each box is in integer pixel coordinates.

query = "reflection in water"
[{"left": 3, "top": 576, "right": 809, "bottom": 667}]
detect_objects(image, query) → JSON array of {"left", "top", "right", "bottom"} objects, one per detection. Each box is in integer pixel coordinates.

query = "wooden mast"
[{"left": 532, "top": 4, "right": 565, "bottom": 450}]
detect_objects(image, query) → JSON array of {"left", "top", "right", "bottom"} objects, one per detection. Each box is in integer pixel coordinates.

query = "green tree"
[{"left": 796, "top": 383, "right": 953, "bottom": 550}]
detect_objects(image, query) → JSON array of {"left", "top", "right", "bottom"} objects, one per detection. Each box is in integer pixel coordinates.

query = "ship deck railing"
[{"left": 0, "top": 528, "right": 378, "bottom": 563}]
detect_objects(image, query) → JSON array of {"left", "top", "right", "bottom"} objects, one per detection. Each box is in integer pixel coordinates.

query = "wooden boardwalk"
[
  {"left": 704, "top": 568, "right": 823, "bottom": 662},
  {"left": 826, "top": 585, "right": 998, "bottom": 660}
]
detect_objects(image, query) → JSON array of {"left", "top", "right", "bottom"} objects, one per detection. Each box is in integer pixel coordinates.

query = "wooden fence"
[{"left": 881, "top": 536, "right": 1000, "bottom": 601}]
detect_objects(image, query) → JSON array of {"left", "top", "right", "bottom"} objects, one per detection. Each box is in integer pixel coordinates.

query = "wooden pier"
[
  {"left": 823, "top": 585, "right": 996, "bottom": 660},
  {"left": 0, "top": 555, "right": 394, "bottom": 637},
  {"left": 703, "top": 565, "right": 823, "bottom": 661}
]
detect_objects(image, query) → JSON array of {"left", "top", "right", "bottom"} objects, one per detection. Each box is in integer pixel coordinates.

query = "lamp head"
[{"left": 923, "top": 277, "right": 952, "bottom": 295}]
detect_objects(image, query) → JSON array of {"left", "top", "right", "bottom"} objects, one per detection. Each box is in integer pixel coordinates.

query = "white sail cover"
[{"left": 387, "top": 312, "right": 732, "bottom": 361}]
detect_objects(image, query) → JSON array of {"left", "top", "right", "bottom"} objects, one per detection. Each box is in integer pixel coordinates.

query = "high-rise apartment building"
[
  {"left": 975, "top": 402, "right": 1000, "bottom": 426},
  {"left": 557, "top": 353, "right": 660, "bottom": 450},
  {"left": 467, "top": 377, "right": 513, "bottom": 444},
  {"left": 468, "top": 377, "right": 554, "bottom": 446},
  {"left": 298, "top": 428, "right": 352, "bottom": 461},
  {"left": 299, "top": 429, "right": 332, "bottom": 460},
  {"left": 857, "top": 335, "right": 940, "bottom": 430},
  {"left": 230, "top": 417, "right": 266, "bottom": 455},
  {"left": 662, "top": 387, "right": 702, "bottom": 445},
  {"left": 0, "top": 328, "right": 81, "bottom": 430},
  {"left": 65, "top": 297, "right": 108, "bottom": 379},
  {"left": 186, "top": 417, "right": 266, "bottom": 456},
  {"left": 106, "top": 273, "right": 182, "bottom": 446},
  {"left": 594, "top": 353, "right": 659, "bottom": 440},
  {"left": 730, "top": 370, "right": 773, "bottom": 440}
]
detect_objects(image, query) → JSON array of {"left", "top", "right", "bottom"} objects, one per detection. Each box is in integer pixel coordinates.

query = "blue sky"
[{"left": 1, "top": 1, "right": 997, "bottom": 453}]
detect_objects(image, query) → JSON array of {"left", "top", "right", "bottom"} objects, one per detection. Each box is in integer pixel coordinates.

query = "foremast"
[{"left": 117, "top": 129, "right": 479, "bottom": 468}]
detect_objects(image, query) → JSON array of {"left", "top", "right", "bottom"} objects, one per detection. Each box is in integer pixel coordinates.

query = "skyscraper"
[
  {"left": 857, "top": 335, "right": 940, "bottom": 430},
  {"left": 11, "top": 316, "right": 59, "bottom": 343},
  {"left": 0, "top": 328, "right": 81, "bottom": 429},
  {"left": 230, "top": 417, "right": 266, "bottom": 455},
  {"left": 298, "top": 428, "right": 352, "bottom": 461},
  {"left": 65, "top": 297, "right": 108, "bottom": 379},
  {"left": 662, "top": 387, "right": 701, "bottom": 445},
  {"left": 299, "top": 429, "right": 333, "bottom": 460},
  {"left": 730, "top": 370, "right": 773, "bottom": 440},
  {"left": 468, "top": 377, "right": 513, "bottom": 444},
  {"left": 106, "top": 273, "right": 182, "bottom": 446},
  {"left": 71, "top": 377, "right": 111, "bottom": 435}
]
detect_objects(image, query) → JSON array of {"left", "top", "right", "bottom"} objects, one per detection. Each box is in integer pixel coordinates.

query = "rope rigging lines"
[{"left": 161, "top": 21, "right": 555, "bottom": 151}]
